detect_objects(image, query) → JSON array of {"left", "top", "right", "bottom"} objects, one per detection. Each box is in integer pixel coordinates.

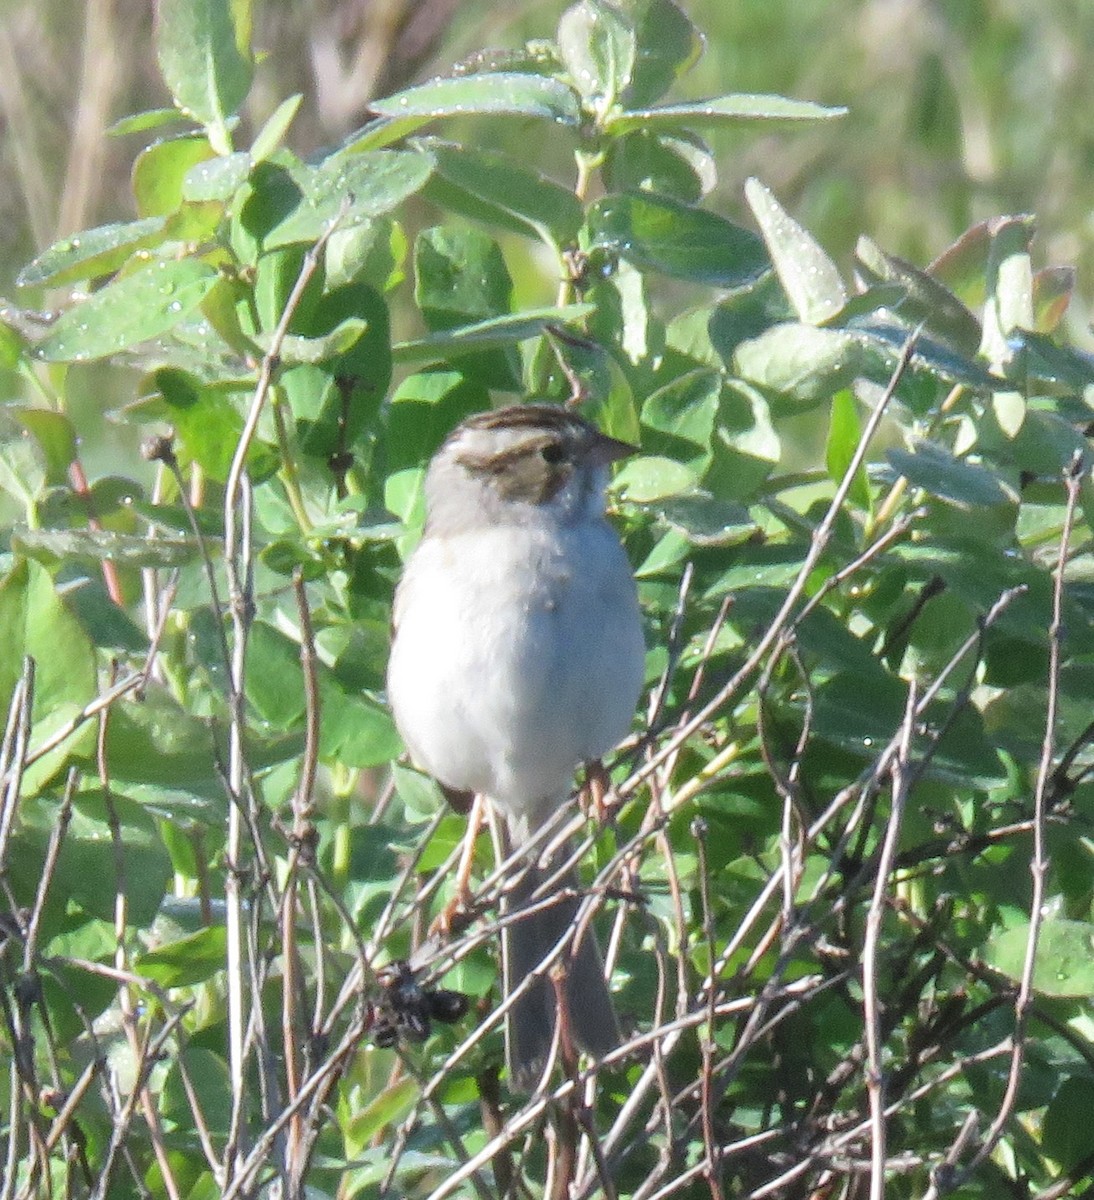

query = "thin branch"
[{"left": 862, "top": 681, "right": 917, "bottom": 1200}]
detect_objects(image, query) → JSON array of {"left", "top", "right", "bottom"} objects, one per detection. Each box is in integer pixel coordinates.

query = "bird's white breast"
[{"left": 387, "top": 516, "right": 643, "bottom": 819}]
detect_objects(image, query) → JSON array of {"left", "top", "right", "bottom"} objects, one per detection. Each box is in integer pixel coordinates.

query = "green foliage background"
[{"left": 0, "top": 1, "right": 1093, "bottom": 1198}]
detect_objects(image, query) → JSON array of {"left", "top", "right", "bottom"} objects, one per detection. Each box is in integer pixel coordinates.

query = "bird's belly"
[{"left": 388, "top": 524, "right": 643, "bottom": 812}]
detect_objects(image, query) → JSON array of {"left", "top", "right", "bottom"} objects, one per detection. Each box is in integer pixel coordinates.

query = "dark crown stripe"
[{"left": 460, "top": 404, "right": 588, "bottom": 435}]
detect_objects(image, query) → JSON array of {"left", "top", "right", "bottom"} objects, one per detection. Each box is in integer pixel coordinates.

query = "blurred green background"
[{"left": 2, "top": 0, "right": 1091, "bottom": 322}]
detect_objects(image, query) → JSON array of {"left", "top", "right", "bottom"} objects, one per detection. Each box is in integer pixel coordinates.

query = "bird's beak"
[{"left": 590, "top": 429, "right": 639, "bottom": 465}]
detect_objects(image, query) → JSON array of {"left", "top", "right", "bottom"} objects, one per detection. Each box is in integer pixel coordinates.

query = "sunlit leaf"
[
  {"left": 746, "top": 178, "right": 846, "bottom": 324},
  {"left": 370, "top": 72, "right": 580, "bottom": 125},
  {"left": 606, "top": 93, "right": 847, "bottom": 134},
  {"left": 156, "top": 0, "right": 253, "bottom": 153},
  {"left": 36, "top": 258, "right": 218, "bottom": 362},
  {"left": 558, "top": 0, "right": 636, "bottom": 115},
  {"left": 17, "top": 218, "right": 169, "bottom": 289},
  {"left": 987, "top": 919, "right": 1094, "bottom": 997}
]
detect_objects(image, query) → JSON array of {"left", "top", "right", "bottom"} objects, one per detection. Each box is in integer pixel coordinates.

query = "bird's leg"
[
  {"left": 431, "top": 792, "right": 484, "bottom": 938},
  {"left": 580, "top": 759, "right": 614, "bottom": 824}
]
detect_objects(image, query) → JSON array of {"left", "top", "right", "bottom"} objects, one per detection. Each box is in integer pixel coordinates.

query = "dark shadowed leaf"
[
  {"left": 416, "top": 138, "right": 583, "bottom": 243},
  {"left": 393, "top": 305, "right": 594, "bottom": 363},
  {"left": 623, "top": 0, "right": 702, "bottom": 108},
  {"left": 137, "top": 926, "right": 228, "bottom": 987},
  {"left": 588, "top": 192, "right": 768, "bottom": 287}
]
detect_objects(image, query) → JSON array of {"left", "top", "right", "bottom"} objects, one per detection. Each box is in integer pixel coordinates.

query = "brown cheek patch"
[{"left": 459, "top": 444, "right": 573, "bottom": 506}]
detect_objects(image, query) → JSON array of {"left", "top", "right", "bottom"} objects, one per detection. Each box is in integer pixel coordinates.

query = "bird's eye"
[{"left": 540, "top": 442, "right": 566, "bottom": 465}]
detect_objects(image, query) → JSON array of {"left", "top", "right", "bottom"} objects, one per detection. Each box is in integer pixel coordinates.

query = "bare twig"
[{"left": 861, "top": 681, "right": 917, "bottom": 1200}]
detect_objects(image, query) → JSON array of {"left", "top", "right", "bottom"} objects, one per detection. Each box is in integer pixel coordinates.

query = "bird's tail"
[{"left": 500, "top": 829, "right": 620, "bottom": 1090}]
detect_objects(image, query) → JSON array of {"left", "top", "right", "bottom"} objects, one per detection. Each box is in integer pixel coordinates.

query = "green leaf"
[
  {"left": 613, "top": 454, "right": 697, "bottom": 501},
  {"left": 623, "top": 0, "right": 702, "bottom": 108},
  {"left": 263, "top": 149, "right": 434, "bottom": 248},
  {"left": 254, "top": 317, "right": 368, "bottom": 364},
  {"left": 604, "top": 130, "right": 711, "bottom": 204},
  {"left": 104, "top": 689, "right": 234, "bottom": 796},
  {"left": 929, "top": 218, "right": 993, "bottom": 308},
  {"left": 811, "top": 671, "right": 1004, "bottom": 784},
  {"left": 251, "top": 93, "right": 303, "bottom": 162},
  {"left": 64, "top": 577, "right": 150, "bottom": 653},
  {"left": 588, "top": 192, "right": 768, "bottom": 287},
  {"left": 1042, "top": 1078, "right": 1094, "bottom": 1168},
  {"left": 415, "top": 227, "right": 512, "bottom": 329},
  {"left": 414, "top": 225, "right": 518, "bottom": 389},
  {"left": 0, "top": 413, "right": 46, "bottom": 505},
  {"left": 1009, "top": 330, "right": 1094, "bottom": 391},
  {"left": 326, "top": 217, "right": 407, "bottom": 293},
  {"left": 137, "top": 926, "right": 228, "bottom": 987},
  {"left": 370, "top": 72, "right": 581, "bottom": 125},
  {"left": 888, "top": 441, "right": 1012, "bottom": 507},
  {"left": 132, "top": 135, "right": 215, "bottom": 216},
  {"left": 653, "top": 492, "right": 754, "bottom": 545},
  {"left": 0, "top": 316, "right": 26, "bottom": 368},
  {"left": 247, "top": 621, "right": 400, "bottom": 767},
  {"left": 154, "top": 368, "right": 279, "bottom": 482},
  {"left": 35, "top": 258, "right": 218, "bottom": 362},
  {"left": 416, "top": 138, "right": 583, "bottom": 243},
  {"left": 17, "top": 218, "right": 168, "bottom": 289},
  {"left": 345, "top": 1078, "right": 419, "bottom": 1147},
  {"left": 986, "top": 919, "right": 1094, "bottom": 998},
  {"left": 853, "top": 319, "right": 999, "bottom": 389},
  {"left": 10, "top": 800, "right": 171, "bottom": 928},
  {"left": 1032, "top": 265, "right": 1074, "bottom": 333},
  {"left": 980, "top": 214, "right": 1034, "bottom": 371},
  {"left": 854, "top": 236, "right": 982, "bottom": 355},
  {"left": 538, "top": 332, "right": 639, "bottom": 440},
  {"left": 825, "top": 390, "right": 872, "bottom": 510},
  {"left": 182, "top": 151, "right": 253, "bottom": 201},
  {"left": 107, "top": 107, "right": 188, "bottom": 137},
  {"left": 0, "top": 559, "right": 98, "bottom": 785},
  {"left": 7, "top": 407, "right": 78, "bottom": 482},
  {"left": 734, "top": 322, "right": 868, "bottom": 402},
  {"left": 641, "top": 367, "right": 720, "bottom": 457},
  {"left": 745, "top": 178, "right": 846, "bottom": 325},
  {"left": 155, "top": 0, "right": 254, "bottom": 154},
  {"left": 14, "top": 527, "right": 206, "bottom": 568},
  {"left": 319, "top": 687, "right": 402, "bottom": 768},
  {"left": 245, "top": 621, "right": 306, "bottom": 728},
  {"left": 281, "top": 281, "right": 391, "bottom": 458},
  {"left": 162, "top": 1047, "right": 232, "bottom": 1136},
  {"left": 700, "top": 380, "right": 780, "bottom": 502},
  {"left": 386, "top": 370, "right": 491, "bottom": 475},
  {"left": 558, "top": 0, "right": 636, "bottom": 116},
  {"left": 606, "top": 93, "right": 847, "bottom": 135},
  {"left": 393, "top": 304, "right": 594, "bottom": 363}
]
